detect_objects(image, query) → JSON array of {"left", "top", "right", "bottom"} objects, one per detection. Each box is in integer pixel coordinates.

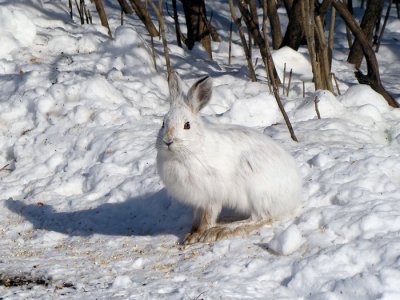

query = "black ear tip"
[{"left": 196, "top": 75, "right": 212, "bottom": 87}]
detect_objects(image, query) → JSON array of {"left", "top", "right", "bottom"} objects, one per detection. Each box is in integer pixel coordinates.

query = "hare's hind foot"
[
  {"left": 184, "top": 220, "right": 269, "bottom": 244},
  {"left": 183, "top": 226, "right": 228, "bottom": 244}
]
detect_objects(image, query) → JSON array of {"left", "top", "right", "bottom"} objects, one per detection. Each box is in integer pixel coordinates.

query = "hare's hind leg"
[
  {"left": 184, "top": 205, "right": 221, "bottom": 245},
  {"left": 199, "top": 219, "right": 270, "bottom": 243}
]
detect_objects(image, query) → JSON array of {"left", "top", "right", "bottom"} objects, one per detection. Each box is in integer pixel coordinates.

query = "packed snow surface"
[{"left": 1, "top": 0, "right": 400, "bottom": 299}]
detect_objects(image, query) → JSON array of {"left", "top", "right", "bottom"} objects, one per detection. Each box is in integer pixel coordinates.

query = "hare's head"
[{"left": 156, "top": 73, "right": 213, "bottom": 154}]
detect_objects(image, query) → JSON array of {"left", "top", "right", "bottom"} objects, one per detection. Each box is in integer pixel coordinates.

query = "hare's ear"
[
  {"left": 168, "top": 71, "right": 182, "bottom": 102},
  {"left": 186, "top": 76, "right": 213, "bottom": 113}
]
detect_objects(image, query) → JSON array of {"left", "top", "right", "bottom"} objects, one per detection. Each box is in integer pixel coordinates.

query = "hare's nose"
[{"left": 164, "top": 141, "right": 173, "bottom": 147}]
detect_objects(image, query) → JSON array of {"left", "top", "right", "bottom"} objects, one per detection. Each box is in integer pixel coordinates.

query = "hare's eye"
[
  {"left": 162, "top": 121, "right": 165, "bottom": 129},
  {"left": 184, "top": 121, "right": 190, "bottom": 130}
]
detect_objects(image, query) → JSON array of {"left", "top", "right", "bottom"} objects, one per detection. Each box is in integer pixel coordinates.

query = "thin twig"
[
  {"left": 80, "top": 0, "right": 85, "bottom": 24},
  {"left": 150, "top": 36, "right": 157, "bottom": 71},
  {"left": 228, "top": 18, "right": 233, "bottom": 65},
  {"left": 149, "top": 0, "right": 172, "bottom": 77},
  {"left": 259, "top": 0, "right": 298, "bottom": 141},
  {"left": 69, "top": 0, "right": 73, "bottom": 19},
  {"left": 165, "top": 1, "right": 187, "bottom": 46},
  {"left": 314, "top": 96, "right": 321, "bottom": 119},
  {"left": 282, "top": 62, "right": 286, "bottom": 96},
  {"left": 331, "top": 72, "right": 341, "bottom": 95},
  {"left": 375, "top": 0, "right": 393, "bottom": 52},
  {"left": 171, "top": 0, "right": 182, "bottom": 47},
  {"left": 158, "top": 0, "right": 162, "bottom": 40},
  {"left": 328, "top": 5, "right": 336, "bottom": 67},
  {"left": 287, "top": 68, "right": 293, "bottom": 97},
  {"left": 74, "top": 0, "right": 83, "bottom": 24},
  {"left": 302, "top": 81, "right": 305, "bottom": 98},
  {"left": 83, "top": 1, "right": 90, "bottom": 24},
  {"left": 228, "top": 0, "right": 257, "bottom": 81},
  {"left": 345, "top": 25, "right": 353, "bottom": 48},
  {"left": 0, "top": 163, "right": 10, "bottom": 172},
  {"left": 248, "top": 29, "right": 252, "bottom": 59},
  {"left": 397, "top": 0, "right": 400, "bottom": 19},
  {"left": 262, "top": 0, "right": 272, "bottom": 92},
  {"left": 88, "top": 9, "right": 92, "bottom": 24}
]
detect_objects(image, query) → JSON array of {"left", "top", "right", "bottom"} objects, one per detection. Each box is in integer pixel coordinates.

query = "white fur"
[{"left": 156, "top": 74, "right": 302, "bottom": 225}]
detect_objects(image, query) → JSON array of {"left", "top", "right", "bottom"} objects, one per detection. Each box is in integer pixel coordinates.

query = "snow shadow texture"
[{"left": 5, "top": 190, "right": 192, "bottom": 237}]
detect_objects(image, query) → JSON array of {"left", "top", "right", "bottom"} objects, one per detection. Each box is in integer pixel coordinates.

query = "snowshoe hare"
[{"left": 156, "top": 73, "right": 302, "bottom": 244}]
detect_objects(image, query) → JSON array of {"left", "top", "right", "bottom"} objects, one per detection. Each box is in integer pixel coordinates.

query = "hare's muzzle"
[{"left": 164, "top": 140, "right": 174, "bottom": 149}]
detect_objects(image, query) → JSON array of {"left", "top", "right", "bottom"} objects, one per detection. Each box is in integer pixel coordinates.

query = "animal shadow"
[{"left": 5, "top": 189, "right": 192, "bottom": 238}]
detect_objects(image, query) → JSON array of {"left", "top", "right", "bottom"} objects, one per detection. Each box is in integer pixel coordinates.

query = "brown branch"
[
  {"left": 149, "top": 0, "right": 172, "bottom": 77},
  {"left": 314, "top": 96, "right": 321, "bottom": 119},
  {"left": 228, "top": 18, "right": 233, "bottom": 65},
  {"left": 93, "top": 0, "right": 112, "bottom": 37},
  {"left": 83, "top": 1, "right": 90, "bottom": 24},
  {"left": 347, "top": 0, "right": 384, "bottom": 68},
  {"left": 266, "top": 0, "right": 283, "bottom": 49},
  {"left": 328, "top": 5, "right": 336, "bottom": 67},
  {"left": 333, "top": 0, "right": 398, "bottom": 108},
  {"left": 117, "top": 0, "right": 134, "bottom": 14},
  {"left": 287, "top": 68, "right": 293, "bottom": 97},
  {"left": 262, "top": 1, "right": 272, "bottom": 92},
  {"left": 69, "top": 0, "right": 73, "bottom": 19},
  {"left": 74, "top": 0, "right": 84, "bottom": 24},
  {"left": 237, "top": 0, "right": 280, "bottom": 83},
  {"left": 80, "top": 0, "right": 84, "bottom": 23},
  {"left": 228, "top": 0, "right": 257, "bottom": 81},
  {"left": 205, "top": 11, "right": 221, "bottom": 42},
  {"left": 301, "top": 0, "right": 323, "bottom": 90},
  {"left": 316, "top": 0, "right": 333, "bottom": 16},
  {"left": 260, "top": 0, "right": 298, "bottom": 141},
  {"left": 375, "top": 0, "right": 393, "bottom": 52},
  {"left": 165, "top": 1, "right": 187, "bottom": 46},
  {"left": 283, "top": 62, "right": 287, "bottom": 96},
  {"left": 314, "top": 14, "right": 334, "bottom": 92},
  {"left": 130, "top": 0, "right": 159, "bottom": 37},
  {"left": 331, "top": 72, "right": 341, "bottom": 95},
  {"left": 171, "top": 0, "right": 182, "bottom": 47}
]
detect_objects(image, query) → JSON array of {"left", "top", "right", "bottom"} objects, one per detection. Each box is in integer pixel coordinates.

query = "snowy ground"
[{"left": 1, "top": 0, "right": 400, "bottom": 299}]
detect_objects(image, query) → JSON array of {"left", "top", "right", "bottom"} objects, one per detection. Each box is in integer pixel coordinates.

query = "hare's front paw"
[{"left": 184, "top": 230, "right": 206, "bottom": 244}]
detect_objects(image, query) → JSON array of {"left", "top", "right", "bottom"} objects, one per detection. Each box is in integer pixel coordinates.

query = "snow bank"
[
  {"left": 338, "top": 84, "right": 391, "bottom": 113},
  {"left": 268, "top": 224, "right": 304, "bottom": 255},
  {"left": 272, "top": 46, "right": 313, "bottom": 81},
  {"left": 0, "top": 6, "right": 36, "bottom": 58},
  {"left": 295, "top": 90, "right": 345, "bottom": 121},
  {"left": 221, "top": 93, "right": 283, "bottom": 127}
]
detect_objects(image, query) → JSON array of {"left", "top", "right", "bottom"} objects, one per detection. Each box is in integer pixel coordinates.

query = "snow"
[
  {"left": 0, "top": 6, "right": 37, "bottom": 58},
  {"left": 221, "top": 92, "right": 283, "bottom": 127},
  {"left": 272, "top": 46, "right": 313, "bottom": 81},
  {"left": 1, "top": 0, "right": 400, "bottom": 299},
  {"left": 268, "top": 224, "right": 304, "bottom": 256}
]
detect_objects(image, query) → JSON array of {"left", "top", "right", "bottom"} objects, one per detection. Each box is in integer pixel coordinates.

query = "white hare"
[{"left": 156, "top": 73, "right": 302, "bottom": 244}]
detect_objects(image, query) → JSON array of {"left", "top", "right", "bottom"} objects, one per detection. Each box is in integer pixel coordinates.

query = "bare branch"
[
  {"left": 149, "top": 0, "right": 172, "bottom": 77},
  {"left": 333, "top": 0, "right": 398, "bottom": 107},
  {"left": 228, "top": 0, "right": 257, "bottom": 81}
]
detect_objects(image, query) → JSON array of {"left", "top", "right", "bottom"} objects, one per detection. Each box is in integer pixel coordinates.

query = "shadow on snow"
[{"left": 5, "top": 189, "right": 192, "bottom": 238}]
